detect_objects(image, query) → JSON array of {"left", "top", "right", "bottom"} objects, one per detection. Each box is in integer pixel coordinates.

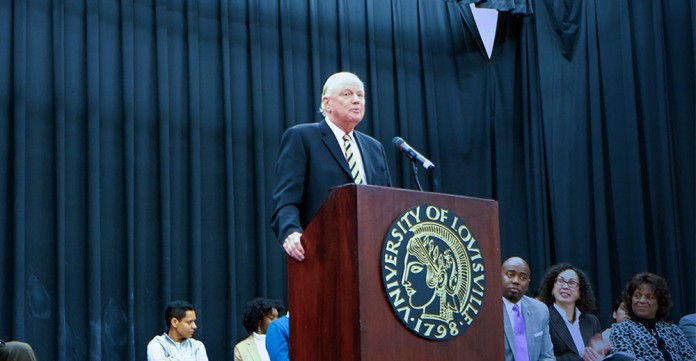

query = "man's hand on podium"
[{"left": 283, "top": 232, "right": 305, "bottom": 261}]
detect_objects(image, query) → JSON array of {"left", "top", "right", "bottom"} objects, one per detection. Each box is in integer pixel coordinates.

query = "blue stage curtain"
[{"left": 0, "top": 0, "right": 694, "bottom": 360}]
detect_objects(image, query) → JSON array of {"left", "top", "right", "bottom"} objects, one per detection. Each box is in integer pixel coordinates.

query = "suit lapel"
[
  {"left": 319, "top": 120, "right": 353, "bottom": 178},
  {"left": 579, "top": 314, "right": 593, "bottom": 345},
  {"left": 240, "top": 335, "right": 261, "bottom": 361},
  {"left": 352, "top": 131, "right": 373, "bottom": 183},
  {"left": 521, "top": 297, "right": 537, "bottom": 357},
  {"left": 550, "top": 307, "right": 579, "bottom": 354},
  {"left": 502, "top": 302, "right": 516, "bottom": 356}
]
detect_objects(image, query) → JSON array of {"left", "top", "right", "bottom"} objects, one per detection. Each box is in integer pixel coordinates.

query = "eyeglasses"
[{"left": 555, "top": 277, "right": 579, "bottom": 289}]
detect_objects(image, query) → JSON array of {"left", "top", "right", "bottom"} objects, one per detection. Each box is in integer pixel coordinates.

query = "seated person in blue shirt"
[
  {"left": 147, "top": 300, "right": 208, "bottom": 361},
  {"left": 266, "top": 313, "right": 289, "bottom": 361}
]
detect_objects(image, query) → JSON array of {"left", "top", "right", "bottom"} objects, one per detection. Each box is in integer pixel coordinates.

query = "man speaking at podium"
[{"left": 271, "top": 72, "right": 392, "bottom": 262}]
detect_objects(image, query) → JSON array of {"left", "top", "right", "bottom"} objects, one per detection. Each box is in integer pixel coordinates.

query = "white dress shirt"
[{"left": 325, "top": 118, "right": 367, "bottom": 184}]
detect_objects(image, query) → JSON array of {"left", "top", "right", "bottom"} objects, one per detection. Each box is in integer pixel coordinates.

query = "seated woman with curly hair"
[
  {"left": 610, "top": 272, "right": 695, "bottom": 360},
  {"left": 234, "top": 298, "right": 285, "bottom": 361},
  {"left": 537, "top": 263, "right": 602, "bottom": 361}
]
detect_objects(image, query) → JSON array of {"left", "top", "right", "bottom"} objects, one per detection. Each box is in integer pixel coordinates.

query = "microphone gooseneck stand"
[{"left": 411, "top": 162, "right": 424, "bottom": 192}]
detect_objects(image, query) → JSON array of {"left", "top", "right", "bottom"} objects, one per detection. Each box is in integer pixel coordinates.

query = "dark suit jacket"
[
  {"left": 548, "top": 306, "right": 602, "bottom": 361},
  {"left": 271, "top": 119, "right": 391, "bottom": 242}
]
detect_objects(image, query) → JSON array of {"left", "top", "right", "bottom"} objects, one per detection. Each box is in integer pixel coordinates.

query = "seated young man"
[{"left": 147, "top": 300, "right": 208, "bottom": 361}]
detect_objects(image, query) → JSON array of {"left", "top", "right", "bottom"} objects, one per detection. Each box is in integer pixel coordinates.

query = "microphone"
[{"left": 392, "top": 137, "right": 435, "bottom": 170}]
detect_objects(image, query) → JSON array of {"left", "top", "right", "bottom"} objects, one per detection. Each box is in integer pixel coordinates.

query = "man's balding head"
[{"left": 502, "top": 257, "right": 531, "bottom": 303}]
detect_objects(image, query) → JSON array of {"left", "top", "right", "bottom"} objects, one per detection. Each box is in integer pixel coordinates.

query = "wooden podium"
[{"left": 288, "top": 185, "right": 503, "bottom": 360}]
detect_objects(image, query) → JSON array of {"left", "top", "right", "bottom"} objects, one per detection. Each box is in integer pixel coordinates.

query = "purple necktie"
[{"left": 513, "top": 304, "right": 530, "bottom": 361}]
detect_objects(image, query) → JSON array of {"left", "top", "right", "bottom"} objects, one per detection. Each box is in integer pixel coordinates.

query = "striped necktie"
[{"left": 343, "top": 134, "right": 364, "bottom": 184}]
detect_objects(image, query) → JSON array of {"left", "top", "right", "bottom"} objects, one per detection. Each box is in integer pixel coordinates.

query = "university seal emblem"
[{"left": 380, "top": 205, "right": 485, "bottom": 341}]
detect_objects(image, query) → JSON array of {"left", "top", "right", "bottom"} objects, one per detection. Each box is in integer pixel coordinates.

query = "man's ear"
[{"left": 171, "top": 317, "right": 180, "bottom": 328}]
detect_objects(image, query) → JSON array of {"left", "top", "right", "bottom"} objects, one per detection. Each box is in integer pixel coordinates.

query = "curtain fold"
[{"left": 1, "top": 0, "right": 694, "bottom": 360}]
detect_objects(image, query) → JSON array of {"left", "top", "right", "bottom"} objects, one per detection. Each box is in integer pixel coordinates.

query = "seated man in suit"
[
  {"left": 271, "top": 71, "right": 392, "bottom": 262},
  {"left": 679, "top": 313, "right": 696, "bottom": 351},
  {"left": 501, "top": 256, "right": 555, "bottom": 361}
]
